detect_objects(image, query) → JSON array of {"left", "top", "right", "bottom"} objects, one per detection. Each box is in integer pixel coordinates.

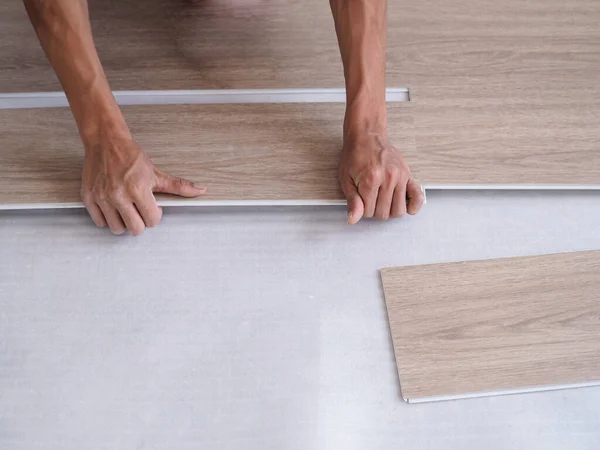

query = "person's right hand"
[{"left": 81, "top": 136, "right": 206, "bottom": 236}]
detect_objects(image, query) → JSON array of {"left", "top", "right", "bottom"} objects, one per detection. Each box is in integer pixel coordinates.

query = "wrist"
[
  {"left": 343, "top": 101, "right": 388, "bottom": 142},
  {"left": 68, "top": 84, "right": 131, "bottom": 151},
  {"left": 80, "top": 111, "right": 130, "bottom": 150}
]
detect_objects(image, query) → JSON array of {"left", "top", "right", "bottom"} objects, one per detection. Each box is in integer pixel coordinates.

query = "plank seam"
[
  {"left": 0, "top": 88, "right": 409, "bottom": 109},
  {"left": 4, "top": 184, "right": 600, "bottom": 211}
]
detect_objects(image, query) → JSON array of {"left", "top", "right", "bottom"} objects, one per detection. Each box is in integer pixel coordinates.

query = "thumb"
[
  {"left": 342, "top": 180, "right": 364, "bottom": 225},
  {"left": 154, "top": 171, "right": 207, "bottom": 198}
]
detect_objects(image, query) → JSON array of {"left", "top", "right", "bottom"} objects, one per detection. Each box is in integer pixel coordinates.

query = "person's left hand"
[{"left": 338, "top": 132, "right": 424, "bottom": 224}]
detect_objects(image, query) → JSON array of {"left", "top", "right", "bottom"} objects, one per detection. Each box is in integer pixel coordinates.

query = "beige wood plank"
[
  {"left": 392, "top": 0, "right": 600, "bottom": 185},
  {"left": 407, "top": 86, "right": 600, "bottom": 185},
  {"left": 0, "top": 0, "right": 340, "bottom": 92},
  {"left": 0, "top": 103, "right": 415, "bottom": 205},
  {"left": 4, "top": 0, "right": 600, "bottom": 186},
  {"left": 381, "top": 250, "right": 600, "bottom": 402},
  {"left": 0, "top": 0, "right": 406, "bottom": 92}
]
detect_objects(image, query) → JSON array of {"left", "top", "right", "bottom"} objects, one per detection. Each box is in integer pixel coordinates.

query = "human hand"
[
  {"left": 81, "top": 136, "right": 206, "bottom": 235},
  {"left": 338, "top": 132, "right": 424, "bottom": 224}
]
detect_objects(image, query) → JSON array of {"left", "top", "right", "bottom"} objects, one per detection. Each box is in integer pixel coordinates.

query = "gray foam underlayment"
[{"left": 1, "top": 190, "right": 600, "bottom": 449}]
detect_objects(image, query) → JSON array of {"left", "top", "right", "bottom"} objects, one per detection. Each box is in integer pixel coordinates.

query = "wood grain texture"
[
  {"left": 392, "top": 0, "right": 600, "bottom": 185},
  {"left": 0, "top": 0, "right": 405, "bottom": 92},
  {"left": 381, "top": 251, "right": 600, "bottom": 401},
  {"left": 3, "top": 0, "right": 600, "bottom": 186},
  {"left": 408, "top": 86, "right": 600, "bottom": 185},
  {"left": 0, "top": 103, "right": 415, "bottom": 205}
]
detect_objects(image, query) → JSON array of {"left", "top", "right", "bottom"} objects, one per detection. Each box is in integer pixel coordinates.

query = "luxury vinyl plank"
[
  {"left": 3, "top": 0, "right": 600, "bottom": 187},
  {"left": 380, "top": 250, "right": 600, "bottom": 402},
  {"left": 392, "top": 0, "right": 600, "bottom": 185},
  {"left": 392, "top": 0, "right": 600, "bottom": 87},
  {"left": 0, "top": 0, "right": 409, "bottom": 92},
  {"left": 0, "top": 0, "right": 341, "bottom": 92},
  {"left": 0, "top": 103, "right": 415, "bottom": 206},
  {"left": 408, "top": 84, "right": 600, "bottom": 184}
]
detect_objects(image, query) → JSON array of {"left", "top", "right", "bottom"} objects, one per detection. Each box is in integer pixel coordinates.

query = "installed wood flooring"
[
  {"left": 395, "top": 0, "right": 600, "bottom": 185},
  {"left": 381, "top": 250, "right": 600, "bottom": 402},
  {"left": 0, "top": 103, "right": 416, "bottom": 206},
  {"left": 0, "top": 0, "right": 354, "bottom": 92},
  {"left": 2, "top": 0, "right": 600, "bottom": 197}
]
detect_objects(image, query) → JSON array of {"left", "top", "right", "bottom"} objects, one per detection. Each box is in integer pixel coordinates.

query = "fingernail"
[
  {"left": 347, "top": 211, "right": 353, "bottom": 224},
  {"left": 195, "top": 183, "right": 207, "bottom": 191}
]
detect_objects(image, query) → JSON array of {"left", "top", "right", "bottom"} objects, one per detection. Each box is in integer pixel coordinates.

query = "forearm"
[
  {"left": 329, "top": 0, "right": 387, "bottom": 140},
  {"left": 23, "top": 0, "right": 128, "bottom": 146}
]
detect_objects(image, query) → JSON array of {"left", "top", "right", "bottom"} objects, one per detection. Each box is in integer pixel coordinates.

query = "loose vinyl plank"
[
  {"left": 0, "top": 103, "right": 415, "bottom": 206},
  {"left": 380, "top": 250, "right": 600, "bottom": 403}
]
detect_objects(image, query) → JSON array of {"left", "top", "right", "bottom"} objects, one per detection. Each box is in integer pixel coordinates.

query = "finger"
[
  {"left": 391, "top": 182, "right": 408, "bottom": 218},
  {"left": 154, "top": 171, "right": 207, "bottom": 198},
  {"left": 115, "top": 204, "right": 146, "bottom": 236},
  {"left": 406, "top": 179, "right": 425, "bottom": 215},
  {"left": 374, "top": 182, "right": 395, "bottom": 220},
  {"left": 341, "top": 180, "right": 364, "bottom": 225},
  {"left": 134, "top": 189, "right": 163, "bottom": 228},
  {"left": 85, "top": 202, "right": 107, "bottom": 228},
  {"left": 358, "top": 181, "right": 380, "bottom": 218},
  {"left": 98, "top": 202, "right": 126, "bottom": 235}
]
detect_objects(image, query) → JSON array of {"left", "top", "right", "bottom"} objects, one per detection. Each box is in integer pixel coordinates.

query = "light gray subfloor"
[{"left": 1, "top": 191, "right": 600, "bottom": 450}]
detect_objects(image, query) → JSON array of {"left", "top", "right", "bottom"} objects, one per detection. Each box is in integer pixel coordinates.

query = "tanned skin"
[{"left": 23, "top": 0, "right": 423, "bottom": 235}]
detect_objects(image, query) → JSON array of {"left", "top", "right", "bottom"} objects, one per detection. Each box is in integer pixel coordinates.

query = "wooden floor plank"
[
  {"left": 0, "top": 0, "right": 409, "bottom": 92},
  {"left": 408, "top": 85, "right": 600, "bottom": 184},
  {"left": 381, "top": 250, "right": 600, "bottom": 402},
  {"left": 0, "top": 103, "right": 415, "bottom": 205},
  {"left": 392, "top": 0, "right": 600, "bottom": 185},
  {"left": 3, "top": 0, "right": 600, "bottom": 188}
]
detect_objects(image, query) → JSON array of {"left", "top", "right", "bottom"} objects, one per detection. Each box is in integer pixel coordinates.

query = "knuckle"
[
  {"left": 129, "top": 182, "right": 146, "bottom": 198},
  {"left": 81, "top": 190, "right": 93, "bottom": 205},
  {"left": 94, "top": 192, "right": 108, "bottom": 204},
  {"left": 398, "top": 172, "right": 410, "bottom": 185},
  {"left": 385, "top": 166, "right": 400, "bottom": 179},
  {"left": 130, "top": 176, "right": 152, "bottom": 196},
  {"left": 93, "top": 186, "right": 116, "bottom": 204},
  {"left": 177, "top": 177, "right": 191, "bottom": 189},
  {"left": 364, "top": 169, "right": 383, "bottom": 186},
  {"left": 109, "top": 189, "right": 127, "bottom": 205}
]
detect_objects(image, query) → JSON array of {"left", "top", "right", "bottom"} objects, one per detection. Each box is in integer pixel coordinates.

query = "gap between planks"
[
  {"left": 6, "top": 185, "right": 600, "bottom": 211},
  {"left": 0, "top": 88, "right": 409, "bottom": 109}
]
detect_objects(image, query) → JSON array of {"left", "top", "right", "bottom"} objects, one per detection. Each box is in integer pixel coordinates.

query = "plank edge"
[{"left": 406, "top": 380, "right": 600, "bottom": 404}]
